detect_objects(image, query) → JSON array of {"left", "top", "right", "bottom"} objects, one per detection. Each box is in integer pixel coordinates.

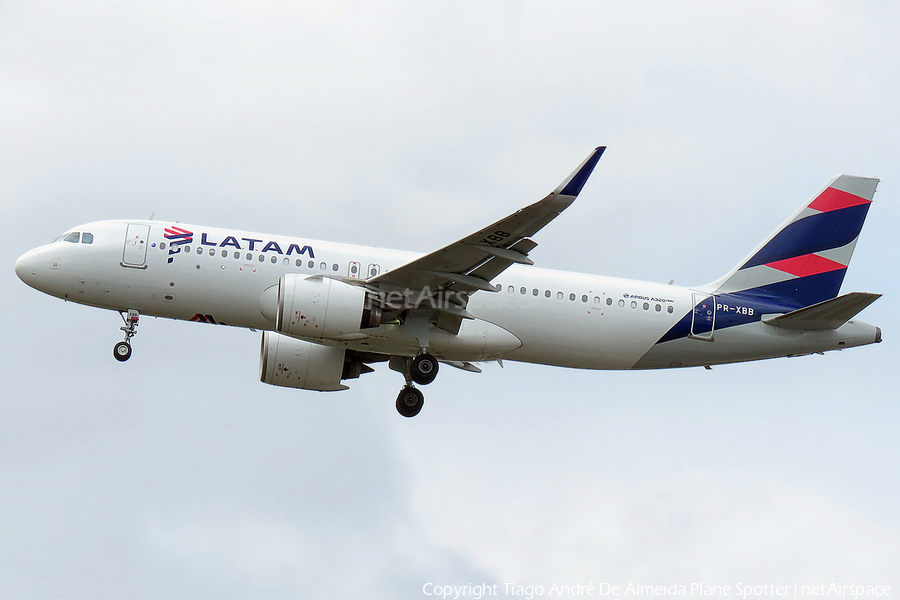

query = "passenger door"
[
  {"left": 122, "top": 223, "right": 150, "bottom": 268},
  {"left": 690, "top": 293, "right": 716, "bottom": 341}
]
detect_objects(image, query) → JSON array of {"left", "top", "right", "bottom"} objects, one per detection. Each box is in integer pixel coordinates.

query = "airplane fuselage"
[{"left": 15, "top": 219, "right": 880, "bottom": 372}]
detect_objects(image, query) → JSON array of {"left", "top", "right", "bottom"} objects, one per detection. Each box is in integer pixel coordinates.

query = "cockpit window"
[
  {"left": 64, "top": 232, "right": 81, "bottom": 243},
  {"left": 81, "top": 232, "right": 94, "bottom": 244}
]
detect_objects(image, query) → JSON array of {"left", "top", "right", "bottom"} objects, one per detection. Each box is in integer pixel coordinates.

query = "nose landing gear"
[
  {"left": 113, "top": 341, "right": 132, "bottom": 361},
  {"left": 113, "top": 309, "right": 140, "bottom": 362}
]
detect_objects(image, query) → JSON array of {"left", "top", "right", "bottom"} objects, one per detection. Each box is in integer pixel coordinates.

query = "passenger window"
[
  {"left": 606, "top": 298, "right": 612, "bottom": 306},
  {"left": 81, "top": 233, "right": 94, "bottom": 244},
  {"left": 283, "top": 258, "right": 289, "bottom": 265},
  {"left": 221, "top": 250, "right": 228, "bottom": 258},
  {"left": 594, "top": 297, "right": 601, "bottom": 304},
  {"left": 320, "top": 262, "right": 327, "bottom": 270},
  {"left": 258, "top": 254, "right": 264, "bottom": 262},
  {"left": 332, "top": 263, "right": 338, "bottom": 271},
  {"left": 159, "top": 242, "right": 166, "bottom": 250},
  {"left": 545, "top": 290, "right": 551, "bottom": 298},
  {"left": 532, "top": 289, "right": 539, "bottom": 296},
  {"left": 581, "top": 295, "right": 588, "bottom": 302},
  {"left": 246, "top": 253, "right": 252, "bottom": 260},
  {"left": 295, "top": 259, "right": 302, "bottom": 267},
  {"left": 631, "top": 301, "right": 637, "bottom": 309},
  {"left": 569, "top": 293, "right": 576, "bottom": 301},
  {"left": 309, "top": 261, "right": 314, "bottom": 269},
  {"left": 618, "top": 299, "right": 625, "bottom": 307},
  {"left": 655, "top": 304, "right": 661, "bottom": 312},
  {"left": 369, "top": 266, "right": 378, "bottom": 277},
  {"left": 643, "top": 302, "right": 649, "bottom": 310},
  {"left": 64, "top": 232, "right": 80, "bottom": 243},
  {"left": 668, "top": 305, "right": 674, "bottom": 313},
  {"left": 508, "top": 285, "right": 515, "bottom": 294},
  {"left": 272, "top": 256, "right": 278, "bottom": 264},
  {"left": 196, "top": 247, "right": 202, "bottom": 255},
  {"left": 184, "top": 246, "right": 191, "bottom": 253},
  {"left": 234, "top": 252, "right": 240, "bottom": 259},
  {"left": 556, "top": 292, "right": 563, "bottom": 300},
  {"left": 351, "top": 264, "right": 358, "bottom": 275},
  {"left": 210, "top": 249, "right": 216, "bottom": 256}
]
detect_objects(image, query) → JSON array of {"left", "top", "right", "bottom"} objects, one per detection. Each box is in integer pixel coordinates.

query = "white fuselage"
[{"left": 15, "top": 220, "right": 880, "bottom": 371}]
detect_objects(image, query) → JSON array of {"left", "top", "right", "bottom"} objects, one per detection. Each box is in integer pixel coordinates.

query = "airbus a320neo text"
[{"left": 16, "top": 147, "right": 882, "bottom": 417}]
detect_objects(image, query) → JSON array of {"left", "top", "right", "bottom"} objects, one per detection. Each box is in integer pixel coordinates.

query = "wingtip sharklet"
[{"left": 556, "top": 146, "right": 606, "bottom": 197}]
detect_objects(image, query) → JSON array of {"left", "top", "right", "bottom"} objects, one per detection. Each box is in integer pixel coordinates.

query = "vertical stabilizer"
[{"left": 709, "top": 175, "right": 878, "bottom": 309}]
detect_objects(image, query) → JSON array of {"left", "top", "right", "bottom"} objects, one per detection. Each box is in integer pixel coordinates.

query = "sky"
[{"left": 2, "top": 1, "right": 898, "bottom": 598}]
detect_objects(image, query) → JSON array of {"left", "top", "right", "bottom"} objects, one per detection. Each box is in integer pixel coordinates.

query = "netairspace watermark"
[{"left": 422, "top": 582, "right": 892, "bottom": 600}]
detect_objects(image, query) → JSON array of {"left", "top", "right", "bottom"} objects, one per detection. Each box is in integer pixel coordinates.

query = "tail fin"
[{"left": 710, "top": 175, "right": 878, "bottom": 309}]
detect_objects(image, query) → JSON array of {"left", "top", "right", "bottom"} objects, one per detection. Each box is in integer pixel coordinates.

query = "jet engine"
[
  {"left": 275, "top": 274, "right": 382, "bottom": 340},
  {"left": 259, "top": 331, "right": 375, "bottom": 391}
]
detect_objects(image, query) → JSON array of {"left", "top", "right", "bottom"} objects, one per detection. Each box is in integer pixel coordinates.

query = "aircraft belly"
[
  {"left": 471, "top": 301, "right": 675, "bottom": 370},
  {"left": 66, "top": 254, "right": 276, "bottom": 329},
  {"left": 143, "top": 276, "right": 275, "bottom": 329},
  {"left": 317, "top": 318, "right": 522, "bottom": 362},
  {"left": 632, "top": 320, "right": 880, "bottom": 369}
]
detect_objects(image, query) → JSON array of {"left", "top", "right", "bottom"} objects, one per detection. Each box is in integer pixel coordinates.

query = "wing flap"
[{"left": 467, "top": 244, "right": 534, "bottom": 265}]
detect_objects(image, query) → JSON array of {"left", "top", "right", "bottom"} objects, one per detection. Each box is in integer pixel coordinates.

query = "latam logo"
[
  {"left": 190, "top": 314, "right": 220, "bottom": 324},
  {"left": 163, "top": 228, "right": 316, "bottom": 264},
  {"left": 164, "top": 226, "right": 193, "bottom": 264}
]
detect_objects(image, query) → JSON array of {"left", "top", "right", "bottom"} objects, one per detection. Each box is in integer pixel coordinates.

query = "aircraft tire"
[
  {"left": 410, "top": 353, "right": 439, "bottom": 385},
  {"left": 113, "top": 341, "right": 132, "bottom": 362},
  {"left": 396, "top": 386, "right": 424, "bottom": 418}
]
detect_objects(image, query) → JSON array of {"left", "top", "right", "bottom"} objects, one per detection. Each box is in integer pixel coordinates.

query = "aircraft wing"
[{"left": 368, "top": 146, "right": 605, "bottom": 298}]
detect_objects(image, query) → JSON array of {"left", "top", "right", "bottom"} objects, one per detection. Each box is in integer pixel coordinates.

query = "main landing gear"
[
  {"left": 393, "top": 352, "right": 440, "bottom": 418},
  {"left": 411, "top": 353, "right": 439, "bottom": 385},
  {"left": 113, "top": 309, "right": 140, "bottom": 362},
  {"left": 396, "top": 386, "right": 424, "bottom": 418}
]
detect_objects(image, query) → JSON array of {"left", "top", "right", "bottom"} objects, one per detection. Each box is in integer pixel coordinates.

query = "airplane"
[{"left": 15, "top": 147, "right": 883, "bottom": 417}]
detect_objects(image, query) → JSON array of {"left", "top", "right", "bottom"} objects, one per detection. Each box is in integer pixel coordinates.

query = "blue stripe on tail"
[{"left": 742, "top": 204, "right": 870, "bottom": 269}]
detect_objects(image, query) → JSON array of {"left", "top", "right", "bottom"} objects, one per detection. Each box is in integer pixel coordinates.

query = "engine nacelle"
[
  {"left": 259, "top": 331, "right": 348, "bottom": 391},
  {"left": 275, "top": 274, "right": 381, "bottom": 340}
]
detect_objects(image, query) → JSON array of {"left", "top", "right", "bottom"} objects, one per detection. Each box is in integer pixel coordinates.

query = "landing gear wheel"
[
  {"left": 113, "top": 341, "right": 132, "bottom": 362},
  {"left": 114, "top": 309, "right": 140, "bottom": 362},
  {"left": 410, "top": 353, "right": 439, "bottom": 385},
  {"left": 395, "top": 386, "right": 424, "bottom": 418}
]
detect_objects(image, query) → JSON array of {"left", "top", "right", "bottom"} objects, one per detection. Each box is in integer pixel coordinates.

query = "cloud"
[{"left": 2, "top": 0, "right": 898, "bottom": 597}]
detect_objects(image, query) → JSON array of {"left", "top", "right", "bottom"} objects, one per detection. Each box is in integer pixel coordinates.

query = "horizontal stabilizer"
[{"left": 762, "top": 292, "right": 881, "bottom": 330}]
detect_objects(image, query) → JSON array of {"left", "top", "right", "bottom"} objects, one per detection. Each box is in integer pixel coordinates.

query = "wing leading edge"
[{"left": 369, "top": 146, "right": 606, "bottom": 298}]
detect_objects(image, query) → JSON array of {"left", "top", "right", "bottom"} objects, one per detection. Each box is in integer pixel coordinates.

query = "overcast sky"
[{"left": 2, "top": 1, "right": 898, "bottom": 598}]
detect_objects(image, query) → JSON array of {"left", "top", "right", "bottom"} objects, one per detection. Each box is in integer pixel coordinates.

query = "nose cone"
[{"left": 15, "top": 248, "right": 41, "bottom": 286}]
